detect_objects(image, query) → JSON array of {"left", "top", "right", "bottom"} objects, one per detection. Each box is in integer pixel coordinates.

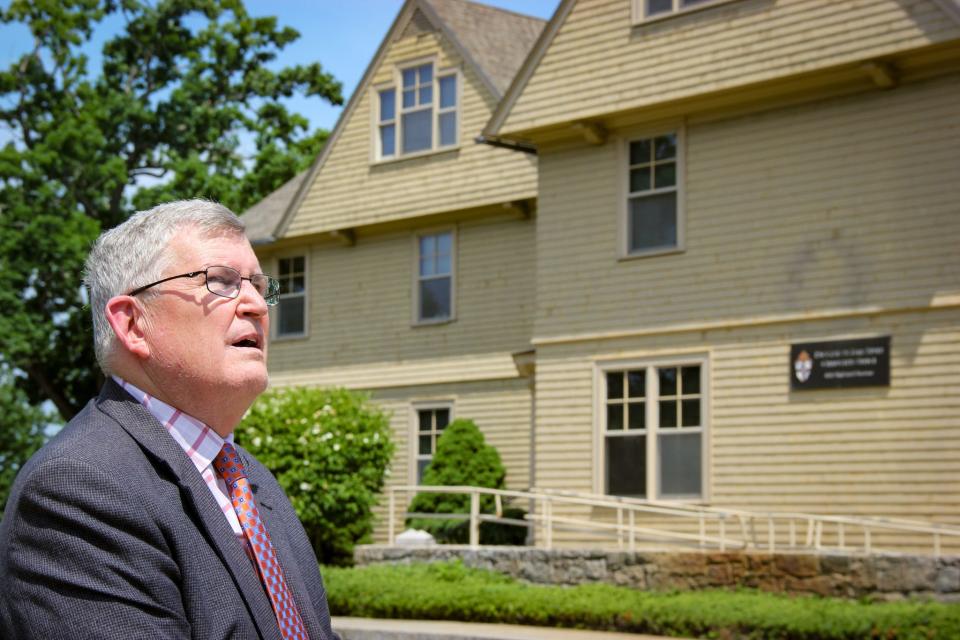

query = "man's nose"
[{"left": 237, "top": 279, "right": 269, "bottom": 317}]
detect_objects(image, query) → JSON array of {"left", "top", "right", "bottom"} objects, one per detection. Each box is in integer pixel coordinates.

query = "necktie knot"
[{"left": 215, "top": 442, "right": 247, "bottom": 487}]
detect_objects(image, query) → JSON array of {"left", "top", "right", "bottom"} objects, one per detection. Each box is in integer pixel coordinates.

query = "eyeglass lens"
[{"left": 205, "top": 266, "right": 279, "bottom": 305}]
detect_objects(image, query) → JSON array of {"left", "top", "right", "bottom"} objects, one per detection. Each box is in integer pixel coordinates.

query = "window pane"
[
  {"left": 417, "top": 459, "right": 430, "bottom": 484},
  {"left": 419, "top": 235, "right": 435, "bottom": 258},
  {"left": 659, "top": 432, "right": 701, "bottom": 497},
  {"left": 655, "top": 134, "right": 677, "bottom": 160},
  {"left": 419, "top": 63, "right": 433, "bottom": 84},
  {"left": 379, "top": 89, "right": 395, "bottom": 121},
  {"left": 279, "top": 258, "right": 291, "bottom": 276},
  {"left": 607, "top": 404, "right": 623, "bottom": 431},
  {"left": 646, "top": 0, "right": 673, "bottom": 16},
  {"left": 292, "top": 276, "right": 305, "bottom": 293},
  {"left": 629, "top": 139, "right": 651, "bottom": 165},
  {"left": 278, "top": 276, "right": 292, "bottom": 295},
  {"left": 402, "top": 109, "right": 432, "bottom": 153},
  {"left": 629, "top": 167, "right": 651, "bottom": 193},
  {"left": 628, "top": 402, "right": 645, "bottom": 430},
  {"left": 436, "top": 409, "right": 450, "bottom": 429},
  {"left": 278, "top": 296, "right": 304, "bottom": 335},
  {"left": 402, "top": 68, "right": 416, "bottom": 87},
  {"left": 681, "top": 366, "right": 700, "bottom": 394},
  {"left": 655, "top": 162, "right": 676, "bottom": 189},
  {"left": 659, "top": 399, "right": 677, "bottom": 428},
  {"left": 436, "top": 254, "right": 450, "bottom": 275},
  {"left": 607, "top": 435, "right": 646, "bottom": 497},
  {"left": 436, "top": 232, "right": 452, "bottom": 256},
  {"left": 419, "top": 434, "right": 432, "bottom": 455},
  {"left": 419, "top": 410, "right": 432, "bottom": 431},
  {"left": 380, "top": 124, "right": 395, "bottom": 156},
  {"left": 627, "top": 370, "right": 645, "bottom": 398},
  {"left": 682, "top": 399, "right": 700, "bottom": 427},
  {"left": 402, "top": 89, "right": 415, "bottom": 109},
  {"left": 628, "top": 192, "right": 677, "bottom": 252},
  {"left": 659, "top": 367, "right": 678, "bottom": 396},
  {"left": 293, "top": 256, "right": 305, "bottom": 272},
  {"left": 439, "top": 111, "right": 456, "bottom": 147},
  {"left": 439, "top": 75, "right": 456, "bottom": 108},
  {"left": 420, "top": 277, "right": 451, "bottom": 320},
  {"left": 419, "top": 85, "right": 432, "bottom": 105},
  {"left": 606, "top": 371, "right": 623, "bottom": 399},
  {"left": 419, "top": 257, "right": 433, "bottom": 278}
]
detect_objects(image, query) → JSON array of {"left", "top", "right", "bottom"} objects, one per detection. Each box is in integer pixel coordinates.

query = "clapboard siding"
[
  {"left": 366, "top": 378, "right": 533, "bottom": 543},
  {"left": 534, "top": 73, "right": 960, "bottom": 339},
  {"left": 288, "top": 32, "right": 536, "bottom": 236},
  {"left": 501, "top": 0, "right": 960, "bottom": 134},
  {"left": 530, "top": 307, "right": 960, "bottom": 550},
  {"left": 266, "top": 212, "right": 535, "bottom": 384}
]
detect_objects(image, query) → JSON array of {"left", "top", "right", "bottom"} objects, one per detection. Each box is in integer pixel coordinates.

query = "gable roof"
[{"left": 243, "top": 0, "right": 546, "bottom": 243}]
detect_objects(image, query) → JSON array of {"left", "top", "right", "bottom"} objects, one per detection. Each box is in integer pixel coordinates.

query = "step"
[{"left": 332, "top": 617, "right": 680, "bottom": 640}]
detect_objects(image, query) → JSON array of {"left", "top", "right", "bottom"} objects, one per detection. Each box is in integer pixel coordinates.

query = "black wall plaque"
[{"left": 790, "top": 336, "right": 890, "bottom": 390}]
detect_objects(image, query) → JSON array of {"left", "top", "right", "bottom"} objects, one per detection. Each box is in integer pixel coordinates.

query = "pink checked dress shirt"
[{"left": 114, "top": 376, "right": 250, "bottom": 555}]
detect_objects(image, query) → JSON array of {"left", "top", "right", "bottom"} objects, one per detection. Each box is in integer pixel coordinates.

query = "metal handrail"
[{"left": 386, "top": 485, "right": 960, "bottom": 557}]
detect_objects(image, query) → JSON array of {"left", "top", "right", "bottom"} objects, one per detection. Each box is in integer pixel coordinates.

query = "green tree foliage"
[
  {"left": 0, "top": 369, "right": 49, "bottom": 514},
  {"left": 0, "top": 0, "right": 342, "bottom": 424},
  {"left": 239, "top": 387, "right": 394, "bottom": 565},
  {"left": 407, "top": 419, "right": 527, "bottom": 545}
]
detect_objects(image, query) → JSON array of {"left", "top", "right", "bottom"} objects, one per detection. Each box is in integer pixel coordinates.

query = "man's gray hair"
[{"left": 83, "top": 200, "right": 246, "bottom": 373}]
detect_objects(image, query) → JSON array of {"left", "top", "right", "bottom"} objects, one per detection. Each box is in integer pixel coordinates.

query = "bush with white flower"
[{"left": 239, "top": 386, "right": 394, "bottom": 565}]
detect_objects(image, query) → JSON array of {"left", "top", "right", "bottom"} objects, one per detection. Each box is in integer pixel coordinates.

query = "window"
[
  {"left": 376, "top": 62, "right": 458, "bottom": 160},
  {"left": 636, "top": 0, "right": 725, "bottom": 21},
  {"left": 276, "top": 256, "right": 306, "bottom": 337},
  {"left": 626, "top": 132, "right": 681, "bottom": 255},
  {"left": 601, "top": 360, "right": 705, "bottom": 499},
  {"left": 416, "top": 231, "right": 453, "bottom": 323},
  {"left": 414, "top": 406, "right": 451, "bottom": 483}
]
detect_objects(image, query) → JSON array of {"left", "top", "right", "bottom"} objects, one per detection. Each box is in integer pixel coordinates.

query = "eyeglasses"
[{"left": 128, "top": 265, "right": 280, "bottom": 306}]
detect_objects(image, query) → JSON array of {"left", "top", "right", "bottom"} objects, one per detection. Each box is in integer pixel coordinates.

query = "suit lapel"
[
  {"left": 97, "top": 381, "right": 282, "bottom": 640},
  {"left": 244, "top": 456, "right": 326, "bottom": 639}
]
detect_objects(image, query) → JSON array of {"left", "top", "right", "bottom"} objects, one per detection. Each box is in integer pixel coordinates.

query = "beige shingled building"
[{"left": 246, "top": 0, "right": 960, "bottom": 552}]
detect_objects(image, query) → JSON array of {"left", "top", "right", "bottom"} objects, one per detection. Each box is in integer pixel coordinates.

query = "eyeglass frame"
[{"left": 127, "top": 265, "right": 280, "bottom": 306}]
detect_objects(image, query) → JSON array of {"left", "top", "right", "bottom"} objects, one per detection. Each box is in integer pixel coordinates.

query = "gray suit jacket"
[{"left": 0, "top": 379, "right": 338, "bottom": 640}]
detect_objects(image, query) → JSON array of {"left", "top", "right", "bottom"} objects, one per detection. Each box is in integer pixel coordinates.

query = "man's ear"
[{"left": 105, "top": 296, "right": 150, "bottom": 359}]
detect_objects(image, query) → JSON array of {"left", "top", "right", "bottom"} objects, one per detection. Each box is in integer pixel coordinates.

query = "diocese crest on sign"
[{"left": 794, "top": 350, "right": 813, "bottom": 383}]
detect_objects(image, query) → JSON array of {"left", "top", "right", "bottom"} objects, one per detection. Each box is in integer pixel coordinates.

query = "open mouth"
[{"left": 231, "top": 337, "right": 261, "bottom": 349}]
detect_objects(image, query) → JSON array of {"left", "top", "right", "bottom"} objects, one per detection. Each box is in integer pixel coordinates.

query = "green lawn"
[{"left": 324, "top": 560, "right": 960, "bottom": 640}]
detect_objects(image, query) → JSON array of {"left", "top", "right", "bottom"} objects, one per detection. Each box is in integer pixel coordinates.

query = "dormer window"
[
  {"left": 635, "top": 0, "right": 729, "bottom": 22},
  {"left": 376, "top": 62, "right": 458, "bottom": 160}
]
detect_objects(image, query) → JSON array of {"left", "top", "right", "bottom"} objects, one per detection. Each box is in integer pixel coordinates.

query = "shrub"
[
  {"left": 324, "top": 561, "right": 960, "bottom": 639},
  {"left": 239, "top": 386, "right": 394, "bottom": 565},
  {"left": 406, "top": 419, "right": 526, "bottom": 545},
  {"left": 0, "top": 379, "right": 50, "bottom": 516}
]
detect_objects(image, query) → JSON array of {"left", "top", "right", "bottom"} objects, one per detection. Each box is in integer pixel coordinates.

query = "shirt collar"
[{"left": 113, "top": 375, "right": 233, "bottom": 474}]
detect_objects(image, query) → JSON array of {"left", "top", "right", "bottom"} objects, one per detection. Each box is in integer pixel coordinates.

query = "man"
[{"left": 0, "top": 200, "right": 338, "bottom": 639}]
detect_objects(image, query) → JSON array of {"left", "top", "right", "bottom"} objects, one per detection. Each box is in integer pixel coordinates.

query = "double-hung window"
[
  {"left": 626, "top": 132, "right": 681, "bottom": 255},
  {"left": 376, "top": 62, "right": 458, "bottom": 160},
  {"left": 601, "top": 360, "right": 706, "bottom": 500},
  {"left": 414, "top": 405, "right": 451, "bottom": 483},
  {"left": 415, "top": 230, "right": 453, "bottom": 323},
  {"left": 276, "top": 256, "right": 306, "bottom": 337}
]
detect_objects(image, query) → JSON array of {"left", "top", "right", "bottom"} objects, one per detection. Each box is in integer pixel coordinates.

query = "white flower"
[
  {"left": 300, "top": 482, "right": 312, "bottom": 492},
  {"left": 252, "top": 436, "right": 262, "bottom": 447},
  {"left": 333, "top": 443, "right": 341, "bottom": 452},
  {"left": 303, "top": 459, "right": 310, "bottom": 466}
]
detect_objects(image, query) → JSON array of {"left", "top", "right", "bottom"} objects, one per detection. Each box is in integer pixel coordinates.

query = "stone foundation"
[{"left": 355, "top": 545, "right": 960, "bottom": 602}]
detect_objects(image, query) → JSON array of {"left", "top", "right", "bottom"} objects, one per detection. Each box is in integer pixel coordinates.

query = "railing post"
[
  {"left": 617, "top": 508, "right": 624, "bottom": 550},
  {"left": 545, "top": 499, "right": 553, "bottom": 550},
  {"left": 699, "top": 514, "right": 706, "bottom": 550},
  {"left": 815, "top": 521, "right": 823, "bottom": 550},
  {"left": 469, "top": 491, "right": 480, "bottom": 548},
  {"left": 789, "top": 519, "right": 796, "bottom": 548},
  {"left": 388, "top": 489, "right": 396, "bottom": 545},
  {"left": 628, "top": 509, "right": 636, "bottom": 552},
  {"left": 838, "top": 523, "right": 845, "bottom": 550},
  {"left": 767, "top": 517, "right": 775, "bottom": 554}
]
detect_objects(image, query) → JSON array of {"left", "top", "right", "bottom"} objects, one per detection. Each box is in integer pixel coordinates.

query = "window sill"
[
  {"left": 618, "top": 246, "right": 684, "bottom": 261},
  {"left": 373, "top": 145, "right": 460, "bottom": 166},
  {"left": 412, "top": 316, "right": 456, "bottom": 328},
  {"left": 633, "top": 0, "right": 742, "bottom": 26},
  {"left": 272, "top": 332, "right": 309, "bottom": 342}
]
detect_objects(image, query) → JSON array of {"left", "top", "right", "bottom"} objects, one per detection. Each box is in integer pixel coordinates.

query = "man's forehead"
[{"left": 167, "top": 228, "right": 259, "bottom": 270}]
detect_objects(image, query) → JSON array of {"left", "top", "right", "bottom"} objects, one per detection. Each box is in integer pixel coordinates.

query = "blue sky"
[{"left": 1, "top": 0, "right": 560, "bottom": 133}]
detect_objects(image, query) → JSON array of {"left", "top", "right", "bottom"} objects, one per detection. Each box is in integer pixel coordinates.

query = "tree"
[
  {"left": 0, "top": 0, "right": 342, "bottom": 424},
  {"left": 239, "top": 387, "right": 395, "bottom": 565},
  {"left": 407, "top": 419, "right": 527, "bottom": 545},
  {"left": 0, "top": 368, "right": 49, "bottom": 514}
]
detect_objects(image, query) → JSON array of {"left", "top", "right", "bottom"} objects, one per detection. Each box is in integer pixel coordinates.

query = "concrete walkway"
[{"left": 332, "top": 617, "right": 683, "bottom": 640}]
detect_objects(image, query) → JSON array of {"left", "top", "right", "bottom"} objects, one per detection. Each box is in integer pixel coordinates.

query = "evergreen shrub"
[
  {"left": 239, "top": 386, "right": 394, "bottom": 565},
  {"left": 406, "top": 419, "right": 526, "bottom": 545}
]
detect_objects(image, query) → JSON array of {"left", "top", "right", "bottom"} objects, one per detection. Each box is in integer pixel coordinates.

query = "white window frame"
[
  {"left": 619, "top": 126, "right": 685, "bottom": 259},
  {"left": 409, "top": 401, "right": 455, "bottom": 485},
  {"left": 594, "top": 354, "right": 710, "bottom": 502},
  {"left": 272, "top": 253, "right": 308, "bottom": 340},
  {"left": 632, "top": 0, "right": 740, "bottom": 24},
  {"left": 412, "top": 227, "right": 456, "bottom": 326},
  {"left": 371, "top": 57, "right": 460, "bottom": 162}
]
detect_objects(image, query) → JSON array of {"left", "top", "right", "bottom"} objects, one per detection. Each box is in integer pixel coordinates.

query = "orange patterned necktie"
[{"left": 215, "top": 443, "right": 309, "bottom": 640}]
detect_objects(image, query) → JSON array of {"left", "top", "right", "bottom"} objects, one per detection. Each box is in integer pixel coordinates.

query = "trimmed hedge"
[{"left": 323, "top": 561, "right": 960, "bottom": 640}]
